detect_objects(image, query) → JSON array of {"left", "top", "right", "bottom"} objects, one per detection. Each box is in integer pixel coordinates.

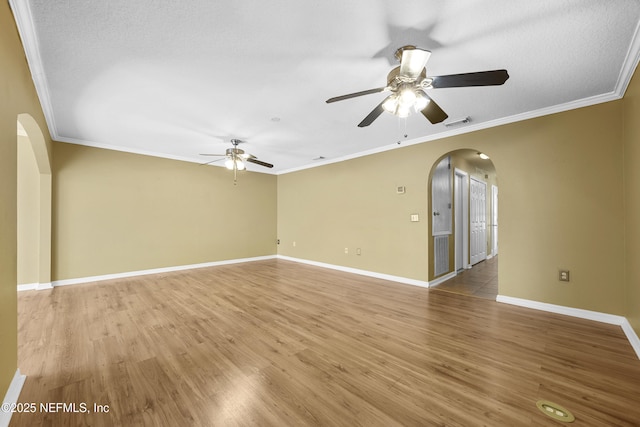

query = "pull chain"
[{"left": 397, "top": 116, "right": 409, "bottom": 142}]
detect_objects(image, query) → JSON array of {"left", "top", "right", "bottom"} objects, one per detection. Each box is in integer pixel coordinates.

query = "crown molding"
[
  {"left": 277, "top": 91, "right": 621, "bottom": 175},
  {"left": 10, "top": 1, "right": 640, "bottom": 176},
  {"left": 9, "top": 0, "right": 59, "bottom": 138}
]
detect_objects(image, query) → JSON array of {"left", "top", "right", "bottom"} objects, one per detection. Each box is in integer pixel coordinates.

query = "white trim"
[
  {"left": 48, "top": 255, "right": 276, "bottom": 288},
  {"left": 17, "top": 283, "right": 37, "bottom": 292},
  {"left": 497, "top": 295, "right": 640, "bottom": 360},
  {"left": 8, "top": 0, "right": 59, "bottom": 138},
  {"left": 277, "top": 255, "right": 430, "bottom": 288},
  {"left": 491, "top": 184, "right": 499, "bottom": 257},
  {"left": 496, "top": 295, "right": 626, "bottom": 325},
  {"left": 10, "top": 0, "right": 638, "bottom": 176},
  {"left": 47, "top": 92, "right": 622, "bottom": 176},
  {"left": 277, "top": 92, "right": 621, "bottom": 175},
  {"left": 0, "top": 369, "right": 26, "bottom": 427},
  {"left": 454, "top": 168, "right": 469, "bottom": 272},
  {"left": 54, "top": 137, "right": 277, "bottom": 175},
  {"left": 17, "top": 282, "right": 53, "bottom": 291},
  {"left": 621, "top": 319, "right": 640, "bottom": 360},
  {"left": 616, "top": 17, "right": 640, "bottom": 95},
  {"left": 428, "top": 271, "right": 457, "bottom": 288}
]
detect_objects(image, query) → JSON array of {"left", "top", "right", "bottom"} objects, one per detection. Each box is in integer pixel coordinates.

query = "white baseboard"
[
  {"left": 16, "top": 282, "right": 52, "bottom": 292},
  {"left": 428, "top": 271, "right": 457, "bottom": 287},
  {"left": 0, "top": 369, "right": 26, "bottom": 427},
  {"left": 496, "top": 295, "right": 626, "bottom": 324},
  {"left": 277, "top": 255, "right": 430, "bottom": 288},
  {"left": 15, "top": 256, "right": 640, "bottom": 360},
  {"left": 497, "top": 295, "right": 640, "bottom": 360},
  {"left": 621, "top": 319, "right": 640, "bottom": 360},
  {"left": 17, "top": 283, "right": 37, "bottom": 292},
  {"left": 18, "top": 255, "right": 277, "bottom": 290}
]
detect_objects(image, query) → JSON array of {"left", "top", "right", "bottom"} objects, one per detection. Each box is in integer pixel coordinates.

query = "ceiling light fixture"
[
  {"left": 200, "top": 139, "right": 273, "bottom": 185},
  {"left": 478, "top": 152, "right": 490, "bottom": 160},
  {"left": 382, "top": 86, "right": 431, "bottom": 118},
  {"left": 225, "top": 157, "right": 245, "bottom": 171},
  {"left": 326, "top": 46, "right": 509, "bottom": 128}
]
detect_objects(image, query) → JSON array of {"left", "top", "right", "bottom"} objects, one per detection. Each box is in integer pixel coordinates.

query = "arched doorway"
[
  {"left": 17, "top": 114, "right": 52, "bottom": 290},
  {"left": 428, "top": 148, "right": 498, "bottom": 299}
]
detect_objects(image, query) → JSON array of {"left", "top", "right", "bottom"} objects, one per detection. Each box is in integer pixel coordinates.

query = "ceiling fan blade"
[
  {"left": 199, "top": 157, "right": 226, "bottom": 166},
  {"left": 357, "top": 96, "right": 391, "bottom": 127},
  {"left": 246, "top": 157, "right": 274, "bottom": 168},
  {"left": 399, "top": 48, "right": 431, "bottom": 80},
  {"left": 420, "top": 94, "right": 448, "bottom": 124},
  {"left": 430, "top": 69, "right": 509, "bottom": 88},
  {"left": 326, "top": 87, "right": 387, "bottom": 103}
]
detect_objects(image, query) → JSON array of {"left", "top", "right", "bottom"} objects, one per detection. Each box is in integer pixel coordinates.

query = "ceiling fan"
[
  {"left": 200, "top": 139, "right": 273, "bottom": 183},
  {"left": 326, "top": 45, "right": 509, "bottom": 127}
]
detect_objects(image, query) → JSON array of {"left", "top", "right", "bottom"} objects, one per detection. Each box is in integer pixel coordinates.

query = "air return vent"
[{"left": 434, "top": 235, "right": 449, "bottom": 277}]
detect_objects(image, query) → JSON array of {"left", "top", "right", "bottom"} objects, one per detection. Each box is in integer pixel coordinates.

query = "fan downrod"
[{"left": 394, "top": 45, "right": 417, "bottom": 62}]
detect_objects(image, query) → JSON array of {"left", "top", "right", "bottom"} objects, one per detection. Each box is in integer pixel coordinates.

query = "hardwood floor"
[
  {"left": 433, "top": 256, "right": 498, "bottom": 300},
  {"left": 13, "top": 259, "right": 640, "bottom": 426}
]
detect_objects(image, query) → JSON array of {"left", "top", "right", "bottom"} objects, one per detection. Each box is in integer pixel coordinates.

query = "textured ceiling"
[{"left": 10, "top": 0, "right": 640, "bottom": 173}]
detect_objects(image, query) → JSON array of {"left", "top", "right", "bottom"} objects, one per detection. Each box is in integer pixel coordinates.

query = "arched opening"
[
  {"left": 428, "top": 148, "right": 498, "bottom": 299},
  {"left": 17, "top": 114, "right": 52, "bottom": 290}
]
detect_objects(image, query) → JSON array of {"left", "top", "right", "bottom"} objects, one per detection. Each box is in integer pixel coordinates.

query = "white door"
[
  {"left": 470, "top": 177, "right": 487, "bottom": 265},
  {"left": 491, "top": 185, "right": 498, "bottom": 256}
]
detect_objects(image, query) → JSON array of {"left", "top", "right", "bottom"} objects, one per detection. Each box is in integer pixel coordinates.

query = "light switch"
[{"left": 410, "top": 214, "right": 419, "bottom": 222}]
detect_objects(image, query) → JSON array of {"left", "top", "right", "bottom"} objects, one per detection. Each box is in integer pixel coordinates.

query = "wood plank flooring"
[
  {"left": 13, "top": 259, "right": 640, "bottom": 426},
  {"left": 433, "top": 256, "right": 498, "bottom": 300}
]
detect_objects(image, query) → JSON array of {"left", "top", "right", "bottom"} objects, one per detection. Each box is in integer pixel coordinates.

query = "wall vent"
[{"left": 434, "top": 235, "right": 449, "bottom": 277}]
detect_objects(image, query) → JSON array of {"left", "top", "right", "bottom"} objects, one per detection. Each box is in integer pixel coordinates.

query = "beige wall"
[
  {"left": 0, "top": 1, "right": 52, "bottom": 402},
  {"left": 278, "top": 149, "right": 432, "bottom": 280},
  {"left": 52, "top": 143, "right": 277, "bottom": 281},
  {"left": 278, "top": 100, "right": 626, "bottom": 315},
  {"left": 17, "top": 136, "right": 40, "bottom": 284},
  {"left": 624, "top": 68, "right": 640, "bottom": 334}
]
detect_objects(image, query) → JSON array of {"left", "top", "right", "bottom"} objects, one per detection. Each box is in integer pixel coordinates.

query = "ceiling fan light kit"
[
  {"left": 326, "top": 45, "right": 509, "bottom": 127},
  {"left": 225, "top": 157, "right": 245, "bottom": 171}
]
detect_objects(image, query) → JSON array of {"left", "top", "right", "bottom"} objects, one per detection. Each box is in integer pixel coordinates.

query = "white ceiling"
[{"left": 10, "top": 0, "right": 640, "bottom": 174}]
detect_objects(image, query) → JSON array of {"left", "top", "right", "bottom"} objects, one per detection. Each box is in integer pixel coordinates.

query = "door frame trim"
[{"left": 454, "top": 168, "right": 470, "bottom": 271}]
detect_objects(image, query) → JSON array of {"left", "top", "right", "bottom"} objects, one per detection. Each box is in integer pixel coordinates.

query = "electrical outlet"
[
  {"left": 344, "top": 247, "right": 348, "bottom": 254},
  {"left": 559, "top": 270, "right": 570, "bottom": 282},
  {"left": 356, "top": 248, "right": 361, "bottom": 255},
  {"left": 293, "top": 241, "right": 296, "bottom": 247}
]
